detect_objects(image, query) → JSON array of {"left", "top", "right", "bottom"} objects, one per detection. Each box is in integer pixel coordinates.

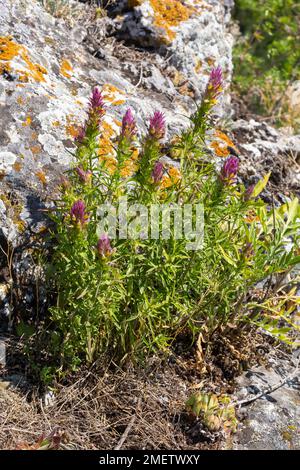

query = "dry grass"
[
  {"left": 0, "top": 328, "right": 268, "bottom": 450},
  {"left": 0, "top": 360, "right": 214, "bottom": 450}
]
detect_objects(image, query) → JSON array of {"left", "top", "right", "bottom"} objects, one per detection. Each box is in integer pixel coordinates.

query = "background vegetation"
[{"left": 233, "top": 0, "right": 300, "bottom": 129}]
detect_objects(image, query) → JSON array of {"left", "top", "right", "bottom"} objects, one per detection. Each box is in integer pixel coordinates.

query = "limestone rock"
[
  {"left": 232, "top": 119, "right": 300, "bottom": 198},
  {"left": 113, "top": 0, "right": 233, "bottom": 104},
  {"left": 233, "top": 353, "right": 300, "bottom": 450}
]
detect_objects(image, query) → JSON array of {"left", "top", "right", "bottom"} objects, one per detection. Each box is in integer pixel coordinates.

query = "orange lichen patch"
[
  {"left": 160, "top": 166, "right": 181, "bottom": 189},
  {"left": 206, "top": 57, "right": 216, "bottom": 67},
  {"left": 31, "top": 131, "right": 38, "bottom": 141},
  {"left": 0, "top": 36, "right": 47, "bottom": 82},
  {"left": 195, "top": 59, "right": 202, "bottom": 74},
  {"left": 102, "top": 83, "right": 126, "bottom": 106},
  {"left": 210, "top": 130, "right": 238, "bottom": 158},
  {"left": 0, "top": 62, "right": 11, "bottom": 76},
  {"left": 120, "top": 161, "right": 138, "bottom": 178},
  {"left": 113, "top": 118, "right": 122, "bottom": 127},
  {"left": 60, "top": 59, "right": 73, "bottom": 78},
  {"left": 65, "top": 115, "right": 81, "bottom": 138},
  {"left": 22, "top": 116, "right": 32, "bottom": 127},
  {"left": 98, "top": 119, "right": 139, "bottom": 176},
  {"left": 71, "top": 86, "right": 78, "bottom": 96},
  {"left": 12, "top": 161, "right": 22, "bottom": 172},
  {"left": 30, "top": 145, "right": 42, "bottom": 155},
  {"left": 17, "top": 96, "right": 25, "bottom": 105},
  {"left": 150, "top": 0, "right": 196, "bottom": 43},
  {"left": 215, "top": 130, "right": 237, "bottom": 149},
  {"left": 44, "top": 37, "right": 55, "bottom": 46},
  {"left": 66, "top": 124, "right": 80, "bottom": 138},
  {"left": 168, "top": 69, "right": 194, "bottom": 97},
  {"left": 120, "top": 161, "right": 133, "bottom": 178},
  {"left": 0, "top": 36, "right": 22, "bottom": 60},
  {"left": 0, "top": 194, "right": 26, "bottom": 232},
  {"left": 36, "top": 170, "right": 47, "bottom": 185},
  {"left": 102, "top": 84, "right": 125, "bottom": 95},
  {"left": 112, "top": 99, "right": 126, "bottom": 106}
]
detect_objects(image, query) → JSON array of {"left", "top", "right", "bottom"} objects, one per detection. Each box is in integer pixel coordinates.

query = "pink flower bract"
[
  {"left": 220, "top": 156, "right": 239, "bottom": 184},
  {"left": 70, "top": 200, "right": 89, "bottom": 226},
  {"left": 97, "top": 234, "right": 113, "bottom": 257},
  {"left": 149, "top": 111, "right": 166, "bottom": 140},
  {"left": 89, "top": 87, "right": 105, "bottom": 111},
  {"left": 152, "top": 161, "right": 164, "bottom": 183},
  {"left": 121, "top": 108, "right": 137, "bottom": 140}
]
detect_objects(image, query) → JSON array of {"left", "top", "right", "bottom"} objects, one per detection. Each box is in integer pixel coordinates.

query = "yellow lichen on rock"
[
  {"left": 0, "top": 36, "right": 47, "bottom": 82},
  {"left": 22, "top": 116, "right": 32, "bottom": 127},
  {"left": 0, "top": 36, "right": 22, "bottom": 60},
  {"left": 0, "top": 193, "right": 26, "bottom": 232},
  {"left": 30, "top": 145, "right": 42, "bottom": 155},
  {"left": 150, "top": 0, "right": 196, "bottom": 43},
  {"left": 66, "top": 115, "right": 81, "bottom": 138},
  {"left": 60, "top": 59, "right": 73, "bottom": 78},
  {"left": 36, "top": 169, "right": 48, "bottom": 186},
  {"left": 102, "top": 83, "right": 126, "bottom": 106}
]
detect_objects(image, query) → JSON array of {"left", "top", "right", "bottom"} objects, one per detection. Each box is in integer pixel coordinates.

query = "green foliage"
[
  {"left": 233, "top": 0, "right": 300, "bottom": 126},
  {"left": 40, "top": 81, "right": 300, "bottom": 377}
]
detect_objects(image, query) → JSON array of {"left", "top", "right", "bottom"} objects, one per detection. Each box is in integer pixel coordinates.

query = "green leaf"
[
  {"left": 218, "top": 245, "right": 237, "bottom": 267},
  {"left": 252, "top": 172, "right": 271, "bottom": 198}
]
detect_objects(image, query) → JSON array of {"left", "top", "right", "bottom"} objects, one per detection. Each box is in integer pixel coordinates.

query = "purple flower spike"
[
  {"left": 75, "top": 166, "right": 92, "bottom": 184},
  {"left": 206, "top": 66, "right": 223, "bottom": 101},
  {"left": 209, "top": 66, "right": 222, "bottom": 90},
  {"left": 220, "top": 156, "right": 239, "bottom": 184},
  {"left": 89, "top": 87, "right": 105, "bottom": 111},
  {"left": 152, "top": 161, "right": 164, "bottom": 183},
  {"left": 121, "top": 108, "right": 137, "bottom": 140},
  {"left": 149, "top": 111, "right": 166, "bottom": 140},
  {"left": 88, "top": 87, "right": 105, "bottom": 129},
  {"left": 97, "top": 233, "right": 113, "bottom": 257},
  {"left": 70, "top": 200, "right": 88, "bottom": 226}
]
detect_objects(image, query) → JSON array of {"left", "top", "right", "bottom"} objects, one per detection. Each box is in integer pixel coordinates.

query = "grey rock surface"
[
  {"left": 232, "top": 352, "right": 300, "bottom": 450},
  {"left": 113, "top": 0, "right": 233, "bottom": 106},
  {"left": 233, "top": 119, "right": 300, "bottom": 198}
]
